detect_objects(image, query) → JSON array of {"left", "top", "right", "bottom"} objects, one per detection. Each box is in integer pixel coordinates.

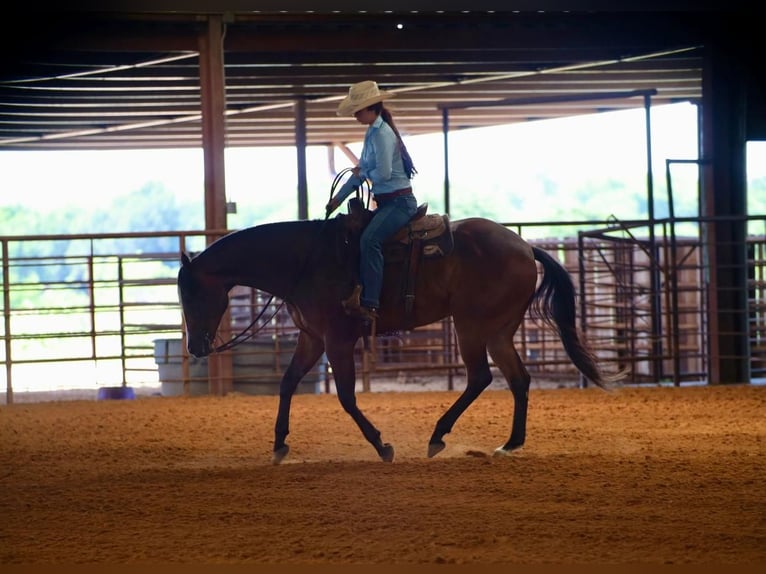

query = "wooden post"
[{"left": 199, "top": 14, "right": 233, "bottom": 395}]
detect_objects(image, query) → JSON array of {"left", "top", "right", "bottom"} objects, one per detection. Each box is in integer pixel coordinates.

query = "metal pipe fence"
[{"left": 2, "top": 216, "right": 764, "bottom": 403}]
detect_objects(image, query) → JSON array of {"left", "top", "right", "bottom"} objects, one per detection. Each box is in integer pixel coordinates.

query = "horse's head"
[{"left": 177, "top": 252, "right": 230, "bottom": 358}]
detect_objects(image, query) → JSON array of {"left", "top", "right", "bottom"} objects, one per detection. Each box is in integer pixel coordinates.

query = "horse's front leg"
[
  {"left": 326, "top": 338, "right": 394, "bottom": 462},
  {"left": 272, "top": 331, "right": 326, "bottom": 465}
]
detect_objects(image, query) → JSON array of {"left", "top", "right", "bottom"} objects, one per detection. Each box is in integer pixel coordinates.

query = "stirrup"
[
  {"left": 341, "top": 284, "right": 362, "bottom": 312},
  {"left": 349, "top": 306, "right": 379, "bottom": 322},
  {"left": 342, "top": 285, "right": 379, "bottom": 321}
]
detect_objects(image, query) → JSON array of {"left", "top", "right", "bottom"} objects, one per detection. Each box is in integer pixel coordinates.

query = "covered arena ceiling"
[{"left": 0, "top": 5, "right": 747, "bottom": 151}]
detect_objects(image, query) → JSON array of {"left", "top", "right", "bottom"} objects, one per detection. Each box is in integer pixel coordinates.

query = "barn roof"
[{"left": 1, "top": 3, "right": 739, "bottom": 151}]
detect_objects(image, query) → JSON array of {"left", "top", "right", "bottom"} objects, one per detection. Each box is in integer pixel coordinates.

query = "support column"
[
  {"left": 442, "top": 108, "right": 451, "bottom": 217},
  {"left": 701, "top": 43, "right": 750, "bottom": 384},
  {"left": 198, "top": 14, "right": 232, "bottom": 395},
  {"left": 295, "top": 98, "right": 309, "bottom": 220}
]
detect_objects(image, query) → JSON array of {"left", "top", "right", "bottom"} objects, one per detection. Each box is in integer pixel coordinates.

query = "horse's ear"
[{"left": 181, "top": 252, "right": 191, "bottom": 267}]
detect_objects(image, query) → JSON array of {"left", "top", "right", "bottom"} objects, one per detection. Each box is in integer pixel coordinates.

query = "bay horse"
[{"left": 177, "top": 200, "right": 618, "bottom": 464}]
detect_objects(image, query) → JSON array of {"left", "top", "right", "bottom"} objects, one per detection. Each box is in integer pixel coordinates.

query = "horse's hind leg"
[
  {"left": 272, "top": 331, "right": 326, "bottom": 465},
  {"left": 428, "top": 335, "right": 493, "bottom": 458},
  {"left": 487, "top": 333, "right": 531, "bottom": 456}
]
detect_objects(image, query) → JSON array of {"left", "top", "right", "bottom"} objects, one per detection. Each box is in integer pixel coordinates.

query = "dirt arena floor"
[{"left": 1, "top": 383, "right": 764, "bottom": 566}]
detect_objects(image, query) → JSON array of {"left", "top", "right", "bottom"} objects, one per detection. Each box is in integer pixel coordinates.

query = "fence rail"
[{"left": 2, "top": 216, "right": 764, "bottom": 403}]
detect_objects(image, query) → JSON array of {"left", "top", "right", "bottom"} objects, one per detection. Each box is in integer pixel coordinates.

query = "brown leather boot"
[{"left": 342, "top": 285, "right": 379, "bottom": 321}]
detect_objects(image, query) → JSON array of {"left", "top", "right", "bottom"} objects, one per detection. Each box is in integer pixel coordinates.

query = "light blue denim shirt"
[{"left": 358, "top": 115, "right": 411, "bottom": 195}]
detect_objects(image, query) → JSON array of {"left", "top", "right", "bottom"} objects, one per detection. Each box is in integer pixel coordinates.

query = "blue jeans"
[{"left": 359, "top": 194, "right": 418, "bottom": 309}]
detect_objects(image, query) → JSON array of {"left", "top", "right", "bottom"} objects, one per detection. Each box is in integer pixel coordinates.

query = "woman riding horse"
[{"left": 326, "top": 80, "right": 418, "bottom": 323}]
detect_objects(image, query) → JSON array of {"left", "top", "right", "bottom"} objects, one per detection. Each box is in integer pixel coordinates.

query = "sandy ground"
[{"left": 0, "top": 384, "right": 764, "bottom": 565}]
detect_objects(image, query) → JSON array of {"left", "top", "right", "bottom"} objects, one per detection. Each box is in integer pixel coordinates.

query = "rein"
[
  {"left": 212, "top": 294, "right": 283, "bottom": 353},
  {"left": 330, "top": 167, "right": 373, "bottom": 211}
]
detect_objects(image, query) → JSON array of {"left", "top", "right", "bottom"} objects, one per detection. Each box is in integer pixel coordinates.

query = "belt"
[{"left": 374, "top": 187, "right": 412, "bottom": 202}]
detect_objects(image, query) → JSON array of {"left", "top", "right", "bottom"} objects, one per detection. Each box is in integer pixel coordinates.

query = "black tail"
[{"left": 530, "top": 247, "right": 622, "bottom": 388}]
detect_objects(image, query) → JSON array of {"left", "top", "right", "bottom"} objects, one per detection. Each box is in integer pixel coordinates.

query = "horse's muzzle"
[{"left": 187, "top": 334, "right": 212, "bottom": 358}]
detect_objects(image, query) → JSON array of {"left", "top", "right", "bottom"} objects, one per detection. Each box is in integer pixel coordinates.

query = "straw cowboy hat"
[{"left": 336, "top": 80, "right": 394, "bottom": 116}]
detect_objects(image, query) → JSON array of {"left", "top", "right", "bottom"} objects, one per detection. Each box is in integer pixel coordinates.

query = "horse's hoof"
[
  {"left": 379, "top": 443, "right": 395, "bottom": 463},
  {"left": 272, "top": 445, "right": 290, "bottom": 465},
  {"left": 493, "top": 445, "right": 521, "bottom": 457},
  {"left": 427, "top": 441, "right": 445, "bottom": 458}
]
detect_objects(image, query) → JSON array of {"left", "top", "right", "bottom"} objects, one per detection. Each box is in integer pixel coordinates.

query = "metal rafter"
[{"left": 0, "top": 9, "right": 714, "bottom": 150}]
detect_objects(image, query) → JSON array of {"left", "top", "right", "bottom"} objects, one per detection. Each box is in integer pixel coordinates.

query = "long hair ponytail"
[{"left": 373, "top": 103, "right": 417, "bottom": 179}]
